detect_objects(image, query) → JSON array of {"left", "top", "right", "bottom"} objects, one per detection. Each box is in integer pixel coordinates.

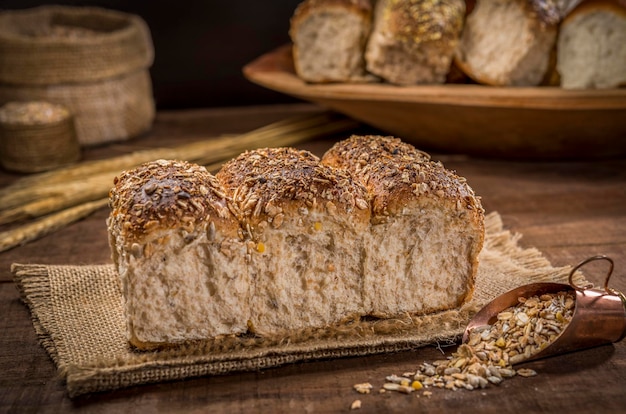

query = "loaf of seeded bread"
[
  {"left": 108, "top": 136, "right": 485, "bottom": 349},
  {"left": 454, "top": 0, "right": 558, "bottom": 86},
  {"left": 215, "top": 147, "right": 371, "bottom": 334},
  {"left": 107, "top": 160, "right": 250, "bottom": 348},
  {"left": 556, "top": 0, "right": 626, "bottom": 89},
  {"left": 289, "top": 0, "right": 374, "bottom": 83},
  {"left": 322, "top": 136, "right": 484, "bottom": 316},
  {"left": 364, "top": 0, "right": 466, "bottom": 85}
]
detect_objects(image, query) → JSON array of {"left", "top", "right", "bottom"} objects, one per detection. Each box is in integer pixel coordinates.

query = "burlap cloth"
[{"left": 12, "top": 212, "right": 584, "bottom": 398}]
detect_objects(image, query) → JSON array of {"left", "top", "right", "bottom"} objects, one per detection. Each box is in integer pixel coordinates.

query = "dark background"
[{"left": 0, "top": 1, "right": 303, "bottom": 109}]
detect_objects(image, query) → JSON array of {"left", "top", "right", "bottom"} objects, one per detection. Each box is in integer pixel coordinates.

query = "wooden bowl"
[{"left": 243, "top": 45, "right": 626, "bottom": 160}]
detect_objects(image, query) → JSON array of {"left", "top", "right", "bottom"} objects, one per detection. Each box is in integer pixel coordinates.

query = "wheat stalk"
[
  {"left": 0, "top": 173, "right": 112, "bottom": 225},
  {"left": 0, "top": 112, "right": 358, "bottom": 213},
  {"left": 0, "top": 112, "right": 350, "bottom": 198},
  {"left": 0, "top": 199, "right": 108, "bottom": 253}
]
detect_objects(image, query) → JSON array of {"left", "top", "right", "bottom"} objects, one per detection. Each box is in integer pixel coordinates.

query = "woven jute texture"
[
  {"left": 0, "top": 6, "right": 153, "bottom": 85},
  {"left": 12, "top": 212, "right": 582, "bottom": 398},
  {"left": 0, "top": 114, "right": 80, "bottom": 173},
  {"left": 0, "top": 6, "right": 155, "bottom": 146}
]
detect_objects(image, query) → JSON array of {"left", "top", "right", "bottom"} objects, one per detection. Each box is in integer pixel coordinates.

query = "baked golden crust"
[
  {"left": 322, "top": 134, "right": 484, "bottom": 317},
  {"left": 108, "top": 159, "right": 235, "bottom": 245},
  {"left": 216, "top": 147, "right": 370, "bottom": 240},
  {"left": 365, "top": 0, "right": 466, "bottom": 84},
  {"left": 322, "top": 135, "right": 484, "bottom": 219},
  {"left": 110, "top": 140, "right": 482, "bottom": 246},
  {"left": 383, "top": 0, "right": 465, "bottom": 48}
]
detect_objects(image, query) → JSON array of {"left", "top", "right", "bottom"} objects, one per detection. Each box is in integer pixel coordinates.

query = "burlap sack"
[
  {"left": 12, "top": 212, "right": 583, "bottom": 398},
  {"left": 0, "top": 103, "right": 80, "bottom": 173},
  {"left": 0, "top": 6, "right": 155, "bottom": 146}
]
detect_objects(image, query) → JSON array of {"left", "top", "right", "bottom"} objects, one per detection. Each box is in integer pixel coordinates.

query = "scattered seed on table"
[{"left": 352, "top": 291, "right": 574, "bottom": 400}]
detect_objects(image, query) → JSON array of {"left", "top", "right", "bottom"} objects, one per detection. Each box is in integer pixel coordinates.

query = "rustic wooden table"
[{"left": 1, "top": 104, "right": 625, "bottom": 413}]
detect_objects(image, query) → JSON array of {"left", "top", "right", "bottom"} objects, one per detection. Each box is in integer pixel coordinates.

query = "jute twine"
[
  {"left": 0, "top": 6, "right": 155, "bottom": 146},
  {"left": 0, "top": 101, "right": 80, "bottom": 173},
  {"left": 12, "top": 212, "right": 587, "bottom": 397}
]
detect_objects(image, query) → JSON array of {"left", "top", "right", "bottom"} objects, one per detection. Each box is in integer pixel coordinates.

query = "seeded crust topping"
[
  {"left": 109, "top": 159, "right": 231, "bottom": 243},
  {"left": 322, "top": 135, "right": 483, "bottom": 218},
  {"left": 110, "top": 137, "right": 483, "bottom": 242},
  {"left": 216, "top": 147, "right": 370, "bottom": 232},
  {"left": 385, "top": 0, "right": 466, "bottom": 47}
]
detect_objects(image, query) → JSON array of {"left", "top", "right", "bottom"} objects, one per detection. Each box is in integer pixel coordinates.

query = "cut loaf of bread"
[
  {"left": 289, "top": 0, "right": 374, "bottom": 83},
  {"left": 454, "top": 0, "right": 558, "bottom": 86},
  {"left": 557, "top": 0, "right": 626, "bottom": 89},
  {"left": 108, "top": 136, "right": 485, "bottom": 349},
  {"left": 322, "top": 136, "right": 484, "bottom": 316},
  {"left": 364, "top": 0, "right": 466, "bottom": 85},
  {"left": 107, "top": 160, "right": 250, "bottom": 348},
  {"left": 215, "top": 147, "right": 371, "bottom": 334}
]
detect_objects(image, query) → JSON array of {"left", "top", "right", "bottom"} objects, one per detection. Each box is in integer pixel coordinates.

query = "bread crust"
[
  {"left": 322, "top": 135, "right": 483, "bottom": 220},
  {"left": 381, "top": 0, "right": 465, "bottom": 48},
  {"left": 108, "top": 159, "right": 236, "bottom": 246},
  {"left": 365, "top": 0, "right": 465, "bottom": 84},
  {"left": 322, "top": 135, "right": 484, "bottom": 317},
  {"left": 216, "top": 147, "right": 370, "bottom": 238}
]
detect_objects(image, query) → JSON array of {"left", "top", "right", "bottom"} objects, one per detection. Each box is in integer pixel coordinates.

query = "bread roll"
[
  {"left": 215, "top": 147, "right": 371, "bottom": 334},
  {"left": 455, "top": 0, "right": 557, "bottom": 86},
  {"left": 364, "top": 0, "right": 466, "bottom": 85},
  {"left": 321, "top": 135, "right": 484, "bottom": 316},
  {"left": 108, "top": 137, "right": 484, "bottom": 349},
  {"left": 289, "top": 0, "right": 374, "bottom": 83},
  {"left": 107, "top": 160, "right": 249, "bottom": 348},
  {"left": 556, "top": 0, "right": 626, "bottom": 89}
]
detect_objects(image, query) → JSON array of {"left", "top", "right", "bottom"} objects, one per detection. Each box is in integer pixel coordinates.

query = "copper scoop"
[{"left": 462, "top": 255, "right": 626, "bottom": 363}]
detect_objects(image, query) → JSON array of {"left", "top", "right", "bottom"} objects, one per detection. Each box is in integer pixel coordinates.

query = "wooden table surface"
[{"left": 1, "top": 104, "right": 625, "bottom": 413}]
